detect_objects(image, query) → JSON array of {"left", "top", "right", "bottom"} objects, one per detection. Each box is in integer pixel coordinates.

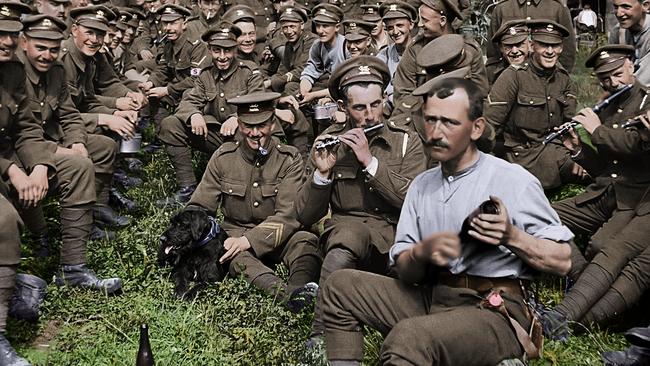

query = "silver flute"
[{"left": 315, "top": 123, "right": 384, "bottom": 150}]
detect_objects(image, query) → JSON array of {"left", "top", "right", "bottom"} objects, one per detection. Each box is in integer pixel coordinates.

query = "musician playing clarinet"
[
  {"left": 295, "top": 56, "right": 426, "bottom": 351},
  {"left": 541, "top": 44, "right": 650, "bottom": 340}
]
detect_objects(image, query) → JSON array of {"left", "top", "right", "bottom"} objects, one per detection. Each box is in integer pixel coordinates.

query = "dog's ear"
[{"left": 189, "top": 211, "right": 208, "bottom": 241}]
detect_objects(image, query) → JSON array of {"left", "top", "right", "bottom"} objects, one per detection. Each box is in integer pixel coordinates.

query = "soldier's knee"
[
  {"left": 322, "top": 269, "right": 357, "bottom": 297},
  {"left": 381, "top": 319, "right": 432, "bottom": 360},
  {"left": 159, "top": 115, "right": 184, "bottom": 144}
]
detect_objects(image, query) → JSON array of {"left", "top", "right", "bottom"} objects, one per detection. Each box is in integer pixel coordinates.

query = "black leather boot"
[
  {"left": 286, "top": 282, "right": 319, "bottom": 313},
  {"left": 89, "top": 225, "right": 116, "bottom": 241},
  {"left": 54, "top": 264, "right": 122, "bottom": 295},
  {"left": 627, "top": 326, "right": 650, "bottom": 348},
  {"left": 0, "top": 333, "right": 30, "bottom": 366},
  {"left": 123, "top": 157, "right": 143, "bottom": 173},
  {"left": 109, "top": 188, "right": 138, "bottom": 212},
  {"left": 8, "top": 274, "right": 46, "bottom": 323},
  {"left": 155, "top": 185, "right": 196, "bottom": 209},
  {"left": 26, "top": 234, "right": 50, "bottom": 258},
  {"left": 602, "top": 345, "right": 650, "bottom": 366},
  {"left": 93, "top": 205, "right": 131, "bottom": 228},
  {"left": 113, "top": 170, "right": 143, "bottom": 190},
  {"left": 142, "top": 139, "right": 163, "bottom": 154}
]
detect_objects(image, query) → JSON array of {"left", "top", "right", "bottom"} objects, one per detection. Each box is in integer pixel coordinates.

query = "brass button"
[
  {"left": 406, "top": 117, "right": 411, "bottom": 122},
  {"left": 256, "top": 162, "right": 260, "bottom": 167},
  {"left": 228, "top": 189, "right": 233, "bottom": 193},
  {"left": 0, "top": 128, "right": 4, "bottom": 132},
  {"left": 253, "top": 201, "right": 260, "bottom": 207},
  {"left": 526, "top": 1, "right": 530, "bottom": 4},
  {"left": 220, "top": 107, "right": 225, "bottom": 112},
  {"left": 613, "top": 124, "right": 619, "bottom": 129},
  {"left": 611, "top": 173, "right": 618, "bottom": 178},
  {"left": 529, "top": 100, "right": 534, "bottom": 104},
  {"left": 42, "top": 121, "right": 46, "bottom": 125},
  {"left": 40, "top": 102, "right": 44, "bottom": 106},
  {"left": 374, "top": 207, "right": 379, "bottom": 212},
  {"left": 617, "top": 108, "right": 623, "bottom": 113},
  {"left": 549, "top": 113, "right": 553, "bottom": 117},
  {"left": 337, "top": 173, "right": 342, "bottom": 178},
  {"left": 220, "top": 93, "right": 224, "bottom": 97},
  {"left": 368, "top": 187, "right": 374, "bottom": 192},
  {"left": 613, "top": 160, "right": 618, "bottom": 164},
  {"left": 252, "top": 182, "right": 259, "bottom": 188},
  {"left": 526, "top": 16, "right": 531, "bottom": 20},
  {"left": 274, "top": 188, "right": 278, "bottom": 193}
]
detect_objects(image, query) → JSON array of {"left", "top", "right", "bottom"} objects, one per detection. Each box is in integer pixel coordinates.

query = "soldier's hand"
[
  {"left": 7, "top": 165, "right": 39, "bottom": 208},
  {"left": 467, "top": 196, "right": 513, "bottom": 246},
  {"left": 220, "top": 236, "right": 252, "bottom": 263},
  {"left": 127, "top": 91, "right": 147, "bottom": 108},
  {"left": 557, "top": 122, "right": 581, "bottom": 154},
  {"left": 28, "top": 165, "right": 49, "bottom": 206},
  {"left": 638, "top": 110, "right": 650, "bottom": 142},
  {"left": 312, "top": 134, "right": 338, "bottom": 177},
  {"left": 414, "top": 232, "right": 461, "bottom": 267},
  {"left": 220, "top": 116, "right": 238, "bottom": 136},
  {"left": 138, "top": 81, "right": 153, "bottom": 92},
  {"left": 190, "top": 114, "right": 208, "bottom": 138},
  {"left": 70, "top": 143, "right": 89, "bottom": 158},
  {"left": 104, "top": 114, "right": 136, "bottom": 138},
  {"left": 140, "top": 49, "right": 154, "bottom": 61},
  {"left": 146, "top": 87, "right": 169, "bottom": 98},
  {"left": 571, "top": 162, "right": 588, "bottom": 180},
  {"left": 274, "top": 109, "right": 295, "bottom": 125},
  {"left": 116, "top": 97, "right": 139, "bottom": 111},
  {"left": 300, "top": 92, "right": 317, "bottom": 105},
  {"left": 114, "top": 110, "right": 138, "bottom": 124},
  {"left": 278, "top": 95, "right": 300, "bottom": 111},
  {"left": 338, "top": 128, "right": 373, "bottom": 167},
  {"left": 572, "top": 108, "right": 602, "bottom": 134}
]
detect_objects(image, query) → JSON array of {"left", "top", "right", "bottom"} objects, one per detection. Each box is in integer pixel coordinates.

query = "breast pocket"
[
  {"left": 257, "top": 183, "right": 280, "bottom": 218},
  {"left": 0, "top": 93, "right": 18, "bottom": 128},
  {"left": 221, "top": 181, "right": 247, "bottom": 222},
  {"left": 332, "top": 164, "right": 363, "bottom": 211},
  {"left": 514, "top": 94, "right": 548, "bottom": 132}
]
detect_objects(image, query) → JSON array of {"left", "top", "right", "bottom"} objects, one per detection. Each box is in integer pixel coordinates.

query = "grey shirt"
[
  {"left": 610, "top": 17, "right": 650, "bottom": 87},
  {"left": 389, "top": 152, "right": 573, "bottom": 279},
  {"left": 376, "top": 43, "right": 401, "bottom": 104},
  {"left": 300, "top": 34, "right": 346, "bottom": 84}
]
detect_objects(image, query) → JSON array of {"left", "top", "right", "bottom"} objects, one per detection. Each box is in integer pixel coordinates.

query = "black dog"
[{"left": 157, "top": 209, "right": 228, "bottom": 299}]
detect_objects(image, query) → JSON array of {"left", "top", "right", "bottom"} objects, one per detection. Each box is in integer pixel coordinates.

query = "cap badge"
[
  {"left": 599, "top": 51, "right": 610, "bottom": 59},
  {"left": 509, "top": 27, "right": 517, "bottom": 35},
  {"left": 367, "top": 8, "right": 374, "bottom": 13},
  {"left": 121, "top": 15, "right": 128, "bottom": 21},
  {"left": 389, "top": 4, "right": 397, "bottom": 11},
  {"left": 221, "top": 27, "right": 229, "bottom": 33},
  {"left": 96, "top": 10, "right": 105, "bottom": 18},
  {"left": 164, "top": 7, "right": 174, "bottom": 13},
  {"left": 319, "top": 8, "right": 327, "bottom": 14},
  {"left": 286, "top": 8, "right": 292, "bottom": 14},
  {"left": 358, "top": 65, "right": 371, "bottom": 75},
  {"left": 236, "top": 9, "right": 244, "bottom": 16},
  {"left": 0, "top": 6, "right": 10, "bottom": 17},
  {"left": 349, "top": 22, "right": 356, "bottom": 28},
  {"left": 546, "top": 24, "right": 554, "bottom": 32},
  {"left": 42, "top": 18, "right": 53, "bottom": 27},
  {"left": 249, "top": 104, "right": 260, "bottom": 112}
]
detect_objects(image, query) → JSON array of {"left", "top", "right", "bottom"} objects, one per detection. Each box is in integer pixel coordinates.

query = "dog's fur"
[{"left": 157, "top": 209, "right": 228, "bottom": 299}]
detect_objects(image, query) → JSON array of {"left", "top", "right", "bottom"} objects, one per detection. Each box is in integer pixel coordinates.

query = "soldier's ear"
[
  {"left": 19, "top": 34, "right": 27, "bottom": 51},
  {"left": 470, "top": 116, "right": 486, "bottom": 142}
]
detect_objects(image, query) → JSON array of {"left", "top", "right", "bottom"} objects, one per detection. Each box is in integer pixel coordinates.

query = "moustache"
[{"left": 425, "top": 139, "right": 450, "bottom": 148}]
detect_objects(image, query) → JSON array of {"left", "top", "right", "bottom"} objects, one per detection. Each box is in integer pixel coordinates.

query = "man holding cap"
[
  {"left": 542, "top": 45, "right": 650, "bottom": 336},
  {"left": 295, "top": 56, "right": 426, "bottom": 356},
  {"left": 484, "top": 19, "right": 585, "bottom": 190},
  {"left": 486, "top": 19, "right": 530, "bottom": 85},
  {"left": 182, "top": 91, "right": 322, "bottom": 313},
  {"left": 156, "top": 22, "right": 265, "bottom": 207},
  {"left": 299, "top": 3, "right": 345, "bottom": 104},
  {"left": 376, "top": 0, "right": 417, "bottom": 109}
]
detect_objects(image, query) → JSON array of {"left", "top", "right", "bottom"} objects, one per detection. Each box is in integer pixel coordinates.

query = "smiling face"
[
  {"left": 418, "top": 5, "right": 446, "bottom": 39},
  {"left": 0, "top": 32, "right": 18, "bottom": 62},
  {"left": 235, "top": 21, "right": 256, "bottom": 54},
  {"left": 499, "top": 39, "right": 530, "bottom": 65},
  {"left": 199, "top": 0, "right": 221, "bottom": 20},
  {"left": 71, "top": 24, "right": 105, "bottom": 57},
  {"left": 281, "top": 21, "right": 303, "bottom": 42},
  {"left": 597, "top": 58, "right": 635, "bottom": 93},
  {"left": 238, "top": 118, "right": 275, "bottom": 151},
  {"left": 315, "top": 22, "right": 339, "bottom": 44},
  {"left": 613, "top": 0, "right": 649, "bottom": 31},
  {"left": 346, "top": 37, "right": 370, "bottom": 57},
  {"left": 209, "top": 45, "right": 236, "bottom": 70},
  {"left": 531, "top": 40, "right": 562, "bottom": 69},
  {"left": 122, "top": 26, "right": 135, "bottom": 44},
  {"left": 22, "top": 36, "right": 61, "bottom": 72},
  {"left": 384, "top": 18, "right": 413, "bottom": 46},
  {"left": 162, "top": 18, "right": 185, "bottom": 41}
]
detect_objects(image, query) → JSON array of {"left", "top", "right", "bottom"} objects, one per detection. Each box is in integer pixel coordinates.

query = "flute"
[
  {"left": 543, "top": 84, "right": 633, "bottom": 145},
  {"left": 315, "top": 123, "right": 384, "bottom": 150}
]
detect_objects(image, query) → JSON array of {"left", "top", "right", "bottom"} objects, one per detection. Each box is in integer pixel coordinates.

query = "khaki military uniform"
[
  {"left": 486, "top": 57, "right": 510, "bottom": 86},
  {"left": 187, "top": 137, "right": 321, "bottom": 295},
  {"left": 160, "top": 61, "right": 265, "bottom": 187},
  {"left": 132, "top": 13, "right": 163, "bottom": 56},
  {"left": 59, "top": 37, "right": 117, "bottom": 132},
  {"left": 94, "top": 52, "right": 137, "bottom": 108},
  {"left": 185, "top": 12, "right": 221, "bottom": 41},
  {"left": 229, "top": 0, "right": 275, "bottom": 37},
  {"left": 484, "top": 57, "right": 577, "bottom": 189},
  {"left": 269, "top": 31, "right": 318, "bottom": 95},
  {"left": 487, "top": 0, "right": 576, "bottom": 72},
  {"left": 148, "top": 32, "right": 211, "bottom": 103},
  {"left": 552, "top": 81, "right": 650, "bottom": 324}
]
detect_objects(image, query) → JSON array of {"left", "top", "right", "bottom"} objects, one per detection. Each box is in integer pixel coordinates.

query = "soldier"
[
  {"left": 266, "top": 5, "right": 317, "bottom": 96},
  {"left": 486, "top": 0, "right": 575, "bottom": 72},
  {"left": 183, "top": 91, "right": 322, "bottom": 311},
  {"left": 542, "top": 45, "right": 650, "bottom": 337},
  {"left": 139, "top": 4, "right": 211, "bottom": 105},
  {"left": 376, "top": 0, "right": 417, "bottom": 109},
  {"left": 484, "top": 20, "right": 585, "bottom": 190},
  {"left": 609, "top": 0, "right": 650, "bottom": 86},
  {"left": 391, "top": 0, "right": 463, "bottom": 118},
  {"left": 299, "top": 3, "right": 345, "bottom": 104},
  {"left": 360, "top": 4, "right": 390, "bottom": 54},
  {"left": 486, "top": 19, "right": 529, "bottom": 86},
  {"left": 33, "top": 0, "right": 69, "bottom": 21},
  {"left": 221, "top": 5, "right": 266, "bottom": 66},
  {"left": 156, "top": 22, "right": 264, "bottom": 207},
  {"left": 185, "top": 0, "right": 223, "bottom": 40},
  {"left": 295, "top": 56, "right": 426, "bottom": 354},
  {"left": 342, "top": 20, "right": 376, "bottom": 58},
  {"left": 226, "top": 0, "right": 275, "bottom": 40},
  {"left": 132, "top": 0, "right": 163, "bottom": 63},
  {"left": 328, "top": 0, "right": 365, "bottom": 19}
]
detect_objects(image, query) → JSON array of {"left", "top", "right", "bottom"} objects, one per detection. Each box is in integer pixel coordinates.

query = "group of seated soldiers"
[{"left": 1, "top": 0, "right": 650, "bottom": 364}]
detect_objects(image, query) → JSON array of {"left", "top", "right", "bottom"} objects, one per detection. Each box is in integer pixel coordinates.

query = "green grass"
[{"left": 7, "top": 47, "right": 636, "bottom": 365}]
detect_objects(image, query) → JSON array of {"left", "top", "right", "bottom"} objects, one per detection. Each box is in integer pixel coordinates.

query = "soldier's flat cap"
[
  {"left": 222, "top": 5, "right": 256, "bottom": 24},
  {"left": 343, "top": 19, "right": 375, "bottom": 41},
  {"left": 417, "top": 34, "right": 464, "bottom": 71},
  {"left": 114, "top": 10, "right": 130, "bottom": 31},
  {"left": 586, "top": 44, "right": 635, "bottom": 74},
  {"left": 380, "top": 1, "right": 417, "bottom": 22},
  {"left": 71, "top": 5, "right": 116, "bottom": 32},
  {"left": 22, "top": 14, "right": 67, "bottom": 40},
  {"left": 49, "top": 0, "right": 70, "bottom": 4},
  {"left": 202, "top": 22, "right": 240, "bottom": 48},
  {"left": 312, "top": 3, "right": 343, "bottom": 24},
  {"left": 228, "top": 92, "right": 281, "bottom": 124},
  {"left": 419, "top": 0, "right": 462, "bottom": 21},
  {"left": 328, "top": 55, "right": 390, "bottom": 101},
  {"left": 491, "top": 19, "right": 528, "bottom": 45},
  {"left": 279, "top": 6, "right": 308, "bottom": 23},
  {"left": 117, "top": 7, "right": 145, "bottom": 29},
  {"left": 361, "top": 4, "right": 381, "bottom": 22},
  {"left": 157, "top": 4, "right": 192, "bottom": 22},
  {"left": 412, "top": 66, "right": 470, "bottom": 96},
  {"left": 528, "top": 19, "right": 569, "bottom": 45},
  {"left": 0, "top": 1, "right": 30, "bottom": 32}
]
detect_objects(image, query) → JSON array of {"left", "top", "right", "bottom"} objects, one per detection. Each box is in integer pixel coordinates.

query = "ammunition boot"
[
  {"left": 109, "top": 188, "right": 138, "bottom": 212},
  {"left": 0, "top": 333, "right": 30, "bottom": 366},
  {"left": 89, "top": 225, "right": 116, "bottom": 242},
  {"left": 54, "top": 264, "right": 122, "bottom": 295},
  {"left": 93, "top": 205, "right": 131, "bottom": 228},
  {"left": 286, "top": 282, "right": 319, "bottom": 313},
  {"left": 155, "top": 185, "right": 196, "bottom": 209},
  {"left": 8, "top": 274, "right": 46, "bottom": 323},
  {"left": 113, "top": 170, "right": 143, "bottom": 190}
]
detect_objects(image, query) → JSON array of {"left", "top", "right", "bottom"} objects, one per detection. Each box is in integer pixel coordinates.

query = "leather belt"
[{"left": 436, "top": 273, "right": 527, "bottom": 297}]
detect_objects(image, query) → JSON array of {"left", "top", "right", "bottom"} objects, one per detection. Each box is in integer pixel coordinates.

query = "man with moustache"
[
  {"left": 609, "top": 0, "right": 650, "bottom": 86},
  {"left": 486, "top": 19, "right": 530, "bottom": 85},
  {"left": 182, "top": 91, "right": 322, "bottom": 312},
  {"left": 299, "top": 3, "right": 345, "bottom": 104},
  {"left": 185, "top": 0, "right": 222, "bottom": 40},
  {"left": 266, "top": 6, "right": 316, "bottom": 96},
  {"left": 484, "top": 20, "right": 586, "bottom": 190},
  {"left": 342, "top": 20, "right": 376, "bottom": 58},
  {"left": 320, "top": 77, "right": 572, "bottom": 366},
  {"left": 376, "top": 1, "right": 417, "bottom": 110},
  {"left": 295, "top": 56, "right": 426, "bottom": 357},
  {"left": 156, "top": 23, "right": 265, "bottom": 207},
  {"left": 33, "top": 0, "right": 69, "bottom": 21},
  {"left": 541, "top": 45, "right": 650, "bottom": 340},
  {"left": 139, "top": 4, "right": 210, "bottom": 106}
]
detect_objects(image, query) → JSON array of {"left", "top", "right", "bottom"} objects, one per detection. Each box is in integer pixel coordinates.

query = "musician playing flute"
[
  {"left": 542, "top": 44, "right": 650, "bottom": 340},
  {"left": 294, "top": 56, "right": 426, "bottom": 352},
  {"left": 484, "top": 20, "right": 587, "bottom": 190}
]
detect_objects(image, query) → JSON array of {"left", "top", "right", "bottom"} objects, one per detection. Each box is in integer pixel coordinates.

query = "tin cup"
[{"left": 119, "top": 133, "right": 142, "bottom": 154}]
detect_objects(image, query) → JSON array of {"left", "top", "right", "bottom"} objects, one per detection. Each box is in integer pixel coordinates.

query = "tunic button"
[
  {"left": 42, "top": 121, "right": 46, "bottom": 125},
  {"left": 547, "top": 96, "right": 551, "bottom": 100},
  {"left": 220, "top": 93, "right": 224, "bottom": 97},
  {"left": 40, "top": 102, "right": 44, "bottom": 106},
  {"left": 374, "top": 207, "right": 379, "bottom": 212},
  {"left": 611, "top": 173, "right": 618, "bottom": 178},
  {"left": 549, "top": 112, "right": 553, "bottom": 117},
  {"left": 228, "top": 189, "right": 233, "bottom": 193},
  {"left": 406, "top": 117, "right": 411, "bottom": 122},
  {"left": 256, "top": 162, "right": 260, "bottom": 167},
  {"left": 337, "top": 173, "right": 342, "bottom": 178},
  {"left": 613, "top": 124, "right": 619, "bottom": 129},
  {"left": 274, "top": 189, "right": 278, "bottom": 193},
  {"left": 529, "top": 100, "right": 534, "bottom": 104},
  {"left": 220, "top": 107, "right": 225, "bottom": 112},
  {"left": 526, "top": 16, "right": 531, "bottom": 20},
  {"left": 253, "top": 182, "right": 259, "bottom": 188},
  {"left": 617, "top": 108, "right": 623, "bottom": 113},
  {"left": 253, "top": 201, "right": 260, "bottom": 207},
  {"left": 526, "top": 1, "right": 530, "bottom": 4},
  {"left": 369, "top": 187, "right": 374, "bottom": 192},
  {"left": 0, "top": 128, "right": 4, "bottom": 132},
  {"left": 613, "top": 160, "right": 618, "bottom": 164}
]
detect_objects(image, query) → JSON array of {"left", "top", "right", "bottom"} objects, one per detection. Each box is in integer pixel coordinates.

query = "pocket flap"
[
  {"left": 222, "top": 182, "right": 246, "bottom": 197},
  {"left": 332, "top": 165, "right": 358, "bottom": 180},
  {"left": 517, "top": 94, "right": 546, "bottom": 107},
  {"left": 261, "top": 183, "right": 279, "bottom": 197}
]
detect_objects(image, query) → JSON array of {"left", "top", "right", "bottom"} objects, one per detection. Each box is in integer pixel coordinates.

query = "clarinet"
[
  {"left": 315, "top": 123, "right": 385, "bottom": 150},
  {"left": 542, "top": 84, "right": 633, "bottom": 145}
]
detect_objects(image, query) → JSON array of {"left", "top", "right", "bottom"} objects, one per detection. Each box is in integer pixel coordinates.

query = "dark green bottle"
[{"left": 136, "top": 323, "right": 154, "bottom": 366}]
